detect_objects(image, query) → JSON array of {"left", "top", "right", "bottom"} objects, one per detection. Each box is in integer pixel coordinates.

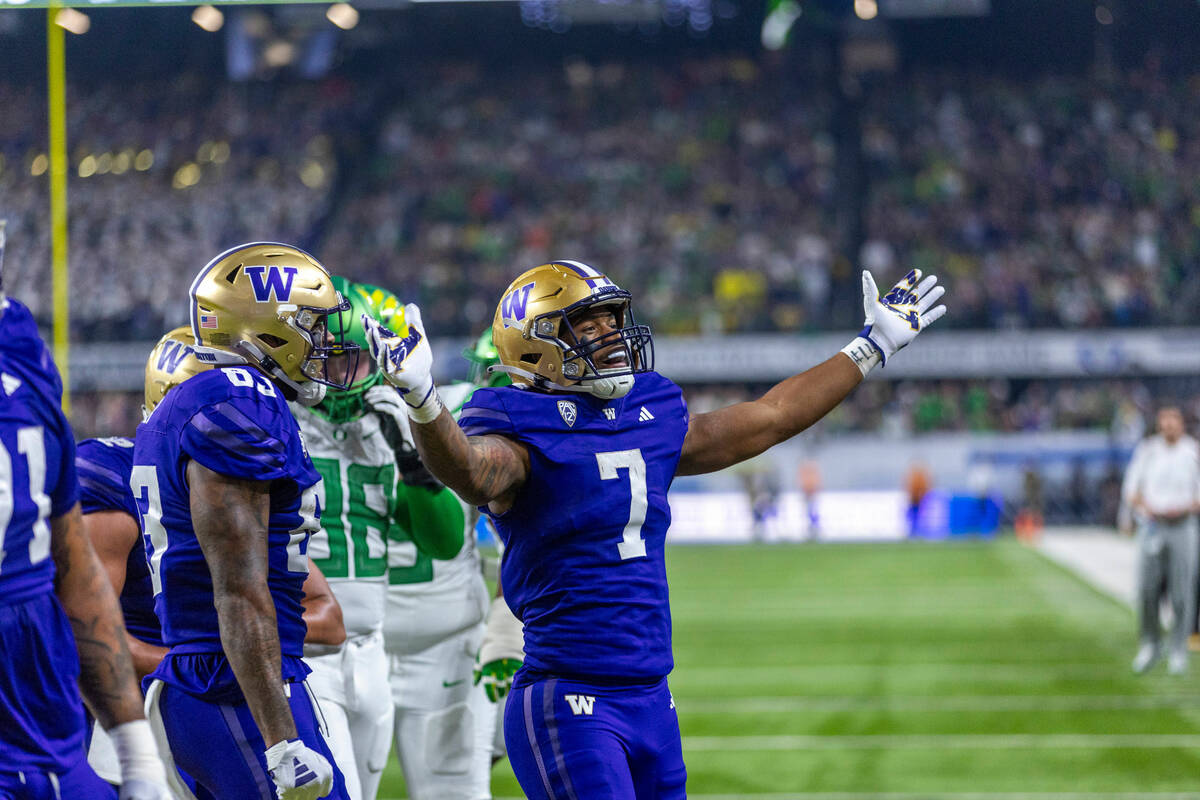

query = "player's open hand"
[
  {"left": 860, "top": 269, "right": 947, "bottom": 364},
  {"left": 264, "top": 738, "right": 334, "bottom": 800},
  {"left": 362, "top": 303, "right": 435, "bottom": 410}
]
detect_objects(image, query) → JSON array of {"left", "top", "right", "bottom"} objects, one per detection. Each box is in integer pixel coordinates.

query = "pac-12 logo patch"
[
  {"left": 557, "top": 399, "right": 577, "bottom": 428},
  {"left": 245, "top": 265, "right": 299, "bottom": 303}
]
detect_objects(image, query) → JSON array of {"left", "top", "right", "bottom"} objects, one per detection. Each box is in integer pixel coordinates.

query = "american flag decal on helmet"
[{"left": 199, "top": 314, "right": 219, "bottom": 329}]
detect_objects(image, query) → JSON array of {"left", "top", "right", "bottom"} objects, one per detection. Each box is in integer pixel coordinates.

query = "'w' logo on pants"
[
  {"left": 564, "top": 694, "right": 595, "bottom": 716},
  {"left": 245, "top": 265, "right": 299, "bottom": 303}
]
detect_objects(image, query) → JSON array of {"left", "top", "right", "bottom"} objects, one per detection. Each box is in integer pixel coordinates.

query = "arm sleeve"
[
  {"left": 179, "top": 398, "right": 293, "bottom": 481},
  {"left": 395, "top": 484, "right": 465, "bottom": 561}
]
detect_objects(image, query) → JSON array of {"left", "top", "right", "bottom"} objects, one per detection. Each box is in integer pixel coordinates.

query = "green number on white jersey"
[{"left": 309, "top": 457, "right": 392, "bottom": 579}]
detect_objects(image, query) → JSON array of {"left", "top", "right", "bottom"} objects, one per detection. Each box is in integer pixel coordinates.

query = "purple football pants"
[{"left": 505, "top": 675, "right": 687, "bottom": 800}]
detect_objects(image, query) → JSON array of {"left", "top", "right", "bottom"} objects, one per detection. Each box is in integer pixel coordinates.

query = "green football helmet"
[
  {"left": 313, "top": 277, "right": 404, "bottom": 423},
  {"left": 464, "top": 328, "right": 511, "bottom": 388}
]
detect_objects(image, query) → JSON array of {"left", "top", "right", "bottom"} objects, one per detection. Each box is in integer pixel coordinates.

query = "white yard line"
[
  {"left": 423, "top": 794, "right": 1200, "bottom": 800},
  {"left": 679, "top": 694, "right": 1200, "bottom": 713},
  {"left": 681, "top": 733, "right": 1200, "bottom": 750},
  {"left": 680, "top": 663, "right": 1128, "bottom": 680}
]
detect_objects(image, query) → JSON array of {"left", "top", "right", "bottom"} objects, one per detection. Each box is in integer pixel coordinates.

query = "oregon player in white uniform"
[
  {"left": 380, "top": 332, "right": 515, "bottom": 800},
  {"left": 297, "top": 279, "right": 463, "bottom": 800}
]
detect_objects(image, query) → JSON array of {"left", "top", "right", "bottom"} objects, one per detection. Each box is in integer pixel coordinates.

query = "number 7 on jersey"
[{"left": 595, "top": 449, "right": 647, "bottom": 560}]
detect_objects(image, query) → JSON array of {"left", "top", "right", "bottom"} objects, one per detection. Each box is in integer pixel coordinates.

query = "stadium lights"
[
  {"left": 78, "top": 154, "right": 96, "bottom": 178},
  {"left": 854, "top": 0, "right": 878, "bottom": 19},
  {"left": 30, "top": 154, "right": 48, "bottom": 177},
  {"left": 192, "top": 5, "right": 224, "bottom": 32},
  {"left": 54, "top": 8, "right": 90, "bottom": 34},
  {"left": 263, "top": 40, "right": 296, "bottom": 68},
  {"left": 326, "top": 3, "right": 358, "bottom": 30}
]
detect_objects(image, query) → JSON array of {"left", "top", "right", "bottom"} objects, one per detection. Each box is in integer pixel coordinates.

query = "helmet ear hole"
[
  {"left": 520, "top": 352, "right": 542, "bottom": 365},
  {"left": 258, "top": 333, "right": 288, "bottom": 348}
]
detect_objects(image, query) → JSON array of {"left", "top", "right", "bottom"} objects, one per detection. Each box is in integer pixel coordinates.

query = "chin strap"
[
  {"left": 487, "top": 364, "right": 633, "bottom": 399},
  {"left": 487, "top": 364, "right": 597, "bottom": 395}
]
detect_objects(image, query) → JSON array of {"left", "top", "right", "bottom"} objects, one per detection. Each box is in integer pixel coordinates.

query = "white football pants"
[
  {"left": 305, "top": 629, "right": 394, "bottom": 800},
  {"left": 388, "top": 621, "right": 498, "bottom": 800}
]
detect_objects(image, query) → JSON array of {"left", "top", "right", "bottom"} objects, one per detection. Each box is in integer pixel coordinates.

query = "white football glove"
[
  {"left": 109, "top": 720, "right": 171, "bottom": 800},
  {"left": 361, "top": 304, "right": 442, "bottom": 423},
  {"left": 363, "top": 383, "right": 414, "bottom": 442},
  {"left": 264, "top": 738, "right": 334, "bottom": 800},
  {"left": 842, "top": 269, "right": 947, "bottom": 376}
]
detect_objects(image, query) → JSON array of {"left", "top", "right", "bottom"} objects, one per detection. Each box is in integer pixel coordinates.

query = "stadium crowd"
[{"left": 2, "top": 56, "right": 1197, "bottom": 339}]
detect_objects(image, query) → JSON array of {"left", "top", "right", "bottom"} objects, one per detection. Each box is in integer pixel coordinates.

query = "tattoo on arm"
[
  {"left": 410, "top": 410, "right": 529, "bottom": 507},
  {"left": 52, "top": 504, "right": 145, "bottom": 728},
  {"left": 188, "top": 460, "right": 297, "bottom": 745}
]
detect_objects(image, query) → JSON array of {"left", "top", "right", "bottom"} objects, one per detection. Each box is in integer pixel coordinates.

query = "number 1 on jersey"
[{"left": 595, "top": 449, "right": 647, "bottom": 560}]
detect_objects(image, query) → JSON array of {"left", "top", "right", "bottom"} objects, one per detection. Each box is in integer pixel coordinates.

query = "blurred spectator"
[{"left": 3, "top": 58, "right": 1197, "bottom": 339}]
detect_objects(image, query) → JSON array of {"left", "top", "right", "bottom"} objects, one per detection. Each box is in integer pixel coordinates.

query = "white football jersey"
[{"left": 292, "top": 403, "right": 394, "bottom": 636}]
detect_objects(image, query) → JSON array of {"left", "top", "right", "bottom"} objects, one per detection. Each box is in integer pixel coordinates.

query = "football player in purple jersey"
[
  {"left": 132, "top": 243, "right": 359, "bottom": 800},
  {"left": 362, "top": 260, "right": 946, "bottom": 799},
  {"left": 0, "top": 224, "right": 171, "bottom": 799},
  {"left": 79, "top": 327, "right": 346, "bottom": 793}
]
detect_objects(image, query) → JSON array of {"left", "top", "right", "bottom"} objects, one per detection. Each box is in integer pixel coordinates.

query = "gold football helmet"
[
  {"left": 143, "top": 326, "right": 210, "bottom": 419},
  {"left": 188, "top": 242, "right": 358, "bottom": 406},
  {"left": 491, "top": 260, "right": 653, "bottom": 399}
]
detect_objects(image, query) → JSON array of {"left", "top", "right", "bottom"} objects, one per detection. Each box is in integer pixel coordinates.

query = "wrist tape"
[
  {"left": 841, "top": 336, "right": 883, "bottom": 377},
  {"left": 110, "top": 719, "right": 167, "bottom": 785}
]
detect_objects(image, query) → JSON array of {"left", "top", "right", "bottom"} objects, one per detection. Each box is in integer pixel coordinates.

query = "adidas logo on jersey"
[
  {"left": 564, "top": 694, "right": 596, "bottom": 716},
  {"left": 638, "top": 407, "right": 655, "bottom": 422},
  {"left": 603, "top": 408, "right": 616, "bottom": 421}
]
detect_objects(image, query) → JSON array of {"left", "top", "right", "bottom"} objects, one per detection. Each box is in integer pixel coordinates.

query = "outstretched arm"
[
  {"left": 678, "top": 354, "right": 862, "bottom": 475},
  {"left": 361, "top": 304, "right": 531, "bottom": 511},
  {"left": 679, "top": 269, "right": 947, "bottom": 476},
  {"left": 187, "top": 460, "right": 297, "bottom": 745}
]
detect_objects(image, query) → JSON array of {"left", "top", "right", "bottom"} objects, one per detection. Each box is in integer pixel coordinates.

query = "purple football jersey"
[
  {"left": 132, "top": 366, "right": 321, "bottom": 700},
  {"left": 460, "top": 372, "right": 688, "bottom": 681},
  {"left": 0, "top": 297, "right": 89, "bottom": 772},
  {"left": 77, "top": 436, "right": 163, "bottom": 647}
]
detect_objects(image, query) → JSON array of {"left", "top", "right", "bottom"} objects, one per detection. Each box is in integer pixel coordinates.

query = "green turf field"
[{"left": 378, "top": 540, "right": 1200, "bottom": 799}]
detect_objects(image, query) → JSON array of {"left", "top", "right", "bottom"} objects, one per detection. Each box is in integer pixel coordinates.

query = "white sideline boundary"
[{"left": 1035, "top": 526, "right": 1136, "bottom": 608}]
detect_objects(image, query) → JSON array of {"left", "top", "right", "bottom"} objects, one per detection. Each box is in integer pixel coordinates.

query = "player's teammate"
[
  {"left": 0, "top": 226, "right": 170, "bottom": 798},
  {"left": 362, "top": 260, "right": 946, "bottom": 798},
  {"left": 132, "top": 242, "right": 359, "bottom": 800},
  {"left": 295, "top": 278, "right": 463, "bottom": 800},
  {"left": 82, "top": 328, "right": 346, "bottom": 790}
]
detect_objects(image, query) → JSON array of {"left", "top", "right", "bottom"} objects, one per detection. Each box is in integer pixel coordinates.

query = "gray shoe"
[
  {"left": 1133, "top": 643, "right": 1161, "bottom": 674},
  {"left": 1168, "top": 650, "right": 1188, "bottom": 676}
]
